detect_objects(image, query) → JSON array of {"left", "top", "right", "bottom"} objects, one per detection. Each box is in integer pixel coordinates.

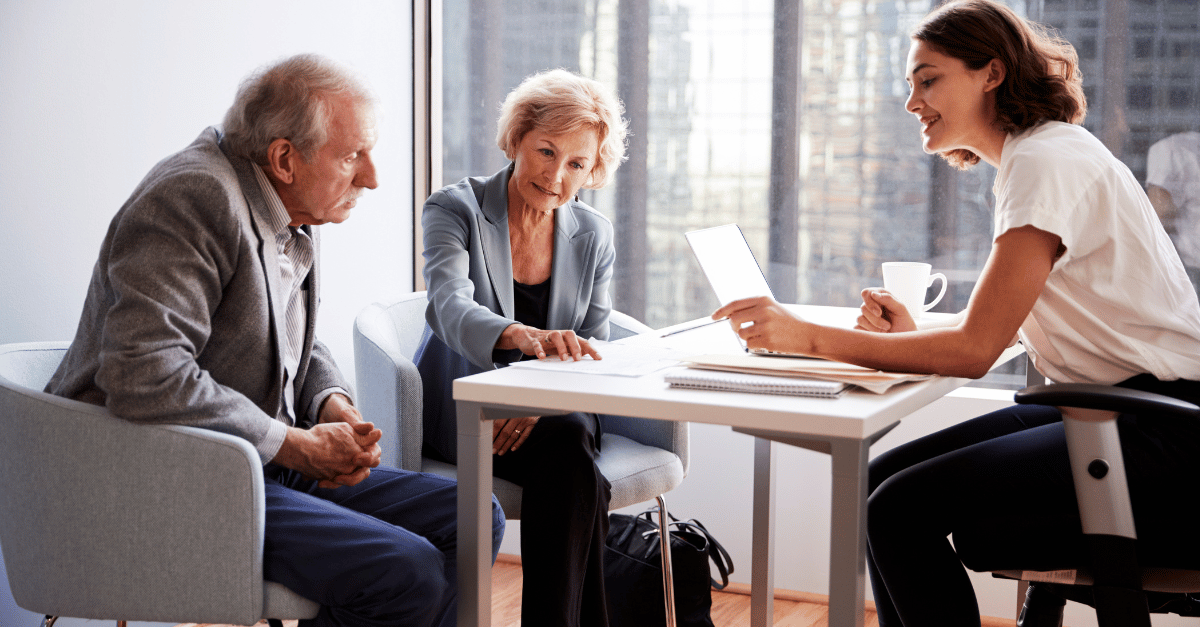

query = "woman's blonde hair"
[
  {"left": 913, "top": 0, "right": 1087, "bottom": 169},
  {"left": 496, "top": 69, "right": 629, "bottom": 189}
]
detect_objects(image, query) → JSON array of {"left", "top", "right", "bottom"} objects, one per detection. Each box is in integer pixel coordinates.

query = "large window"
[{"left": 433, "top": 0, "right": 1200, "bottom": 389}]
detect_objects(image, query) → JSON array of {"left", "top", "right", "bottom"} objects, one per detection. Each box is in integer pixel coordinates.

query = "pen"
[{"left": 659, "top": 317, "right": 727, "bottom": 338}]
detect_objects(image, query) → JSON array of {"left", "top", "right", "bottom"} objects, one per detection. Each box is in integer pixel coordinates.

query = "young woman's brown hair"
[{"left": 913, "top": 0, "right": 1087, "bottom": 169}]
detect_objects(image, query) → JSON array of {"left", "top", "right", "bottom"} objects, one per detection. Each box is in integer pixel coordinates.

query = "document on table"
[
  {"left": 680, "top": 353, "right": 933, "bottom": 394},
  {"left": 504, "top": 339, "right": 687, "bottom": 377}
]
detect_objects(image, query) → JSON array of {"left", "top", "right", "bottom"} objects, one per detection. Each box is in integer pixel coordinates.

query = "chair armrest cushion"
[
  {"left": 354, "top": 304, "right": 424, "bottom": 471},
  {"left": 1015, "top": 383, "right": 1200, "bottom": 419},
  {"left": 599, "top": 415, "right": 689, "bottom": 477},
  {"left": 0, "top": 384, "right": 267, "bottom": 625}
]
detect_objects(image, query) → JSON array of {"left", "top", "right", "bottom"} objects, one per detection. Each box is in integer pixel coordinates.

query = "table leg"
[
  {"left": 828, "top": 438, "right": 869, "bottom": 627},
  {"left": 457, "top": 401, "right": 493, "bottom": 627},
  {"left": 751, "top": 437, "right": 776, "bottom": 627}
]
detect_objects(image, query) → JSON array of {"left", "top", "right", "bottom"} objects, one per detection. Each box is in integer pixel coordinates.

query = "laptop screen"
[{"left": 684, "top": 224, "right": 774, "bottom": 306}]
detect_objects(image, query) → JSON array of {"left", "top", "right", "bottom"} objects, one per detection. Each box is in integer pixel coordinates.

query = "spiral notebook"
[{"left": 665, "top": 368, "right": 849, "bottom": 398}]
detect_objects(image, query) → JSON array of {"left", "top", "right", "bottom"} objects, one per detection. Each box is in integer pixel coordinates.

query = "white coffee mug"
[{"left": 882, "top": 262, "right": 947, "bottom": 319}]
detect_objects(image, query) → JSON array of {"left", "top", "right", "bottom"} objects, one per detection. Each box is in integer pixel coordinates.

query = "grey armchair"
[
  {"left": 956, "top": 383, "right": 1200, "bottom": 627},
  {"left": 0, "top": 341, "right": 319, "bottom": 627},
  {"left": 352, "top": 291, "right": 690, "bottom": 624}
]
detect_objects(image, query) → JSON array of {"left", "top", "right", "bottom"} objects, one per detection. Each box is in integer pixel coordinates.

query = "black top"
[{"left": 512, "top": 278, "right": 551, "bottom": 362}]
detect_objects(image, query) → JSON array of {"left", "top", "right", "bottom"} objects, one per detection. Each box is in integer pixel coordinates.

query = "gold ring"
[{"left": 514, "top": 429, "right": 522, "bottom": 435}]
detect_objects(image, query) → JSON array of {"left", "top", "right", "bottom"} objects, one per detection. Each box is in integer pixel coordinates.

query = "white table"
[{"left": 453, "top": 305, "right": 1024, "bottom": 627}]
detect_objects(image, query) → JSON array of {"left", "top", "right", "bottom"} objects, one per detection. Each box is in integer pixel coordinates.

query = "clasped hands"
[
  {"left": 710, "top": 288, "right": 917, "bottom": 353},
  {"left": 275, "top": 392, "right": 382, "bottom": 489}
]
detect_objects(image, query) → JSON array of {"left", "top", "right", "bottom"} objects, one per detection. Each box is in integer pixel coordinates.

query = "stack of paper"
[{"left": 679, "top": 353, "right": 932, "bottom": 394}]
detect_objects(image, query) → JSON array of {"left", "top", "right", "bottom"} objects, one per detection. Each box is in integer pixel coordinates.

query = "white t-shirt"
[
  {"left": 993, "top": 121, "right": 1200, "bottom": 384},
  {"left": 1146, "top": 131, "right": 1200, "bottom": 268}
]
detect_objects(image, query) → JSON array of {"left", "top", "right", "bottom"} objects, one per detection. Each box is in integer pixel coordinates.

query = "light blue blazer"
[{"left": 415, "top": 165, "right": 616, "bottom": 462}]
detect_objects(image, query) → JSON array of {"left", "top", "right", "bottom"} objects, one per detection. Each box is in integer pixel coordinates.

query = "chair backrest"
[
  {"left": 364, "top": 292, "right": 430, "bottom": 361},
  {"left": 609, "top": 309, "right": 654, "bottom": 340}
]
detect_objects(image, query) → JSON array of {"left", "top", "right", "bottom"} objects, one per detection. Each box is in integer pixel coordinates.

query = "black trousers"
[
  {"left": 865, "top": 377, "right": 1200, "bottom": 627},
  {"left": 493, "top": 411, "right": 613, "bottom": 627}
]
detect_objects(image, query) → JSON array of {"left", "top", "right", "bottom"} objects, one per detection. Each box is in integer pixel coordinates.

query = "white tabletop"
[{"left": 453, "top": 305, "right": 1018, "bottom": 441}]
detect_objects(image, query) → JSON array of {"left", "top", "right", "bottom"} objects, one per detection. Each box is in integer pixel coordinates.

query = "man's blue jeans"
[{"left": 263, "top": 464, "right": 505, "bottom": 627}]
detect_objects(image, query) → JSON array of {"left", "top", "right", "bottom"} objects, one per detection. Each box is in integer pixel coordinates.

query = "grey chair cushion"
[{"left": 263, "top": 580, "right": 321, "bottom": 619}]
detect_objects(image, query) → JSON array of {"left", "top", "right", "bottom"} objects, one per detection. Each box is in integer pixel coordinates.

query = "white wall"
[
  {"left": 0, "top": 0, "right": 415, "bottom": 370},
  {"left": 0, "top": 1, "right": 412, "bottom": 625}
]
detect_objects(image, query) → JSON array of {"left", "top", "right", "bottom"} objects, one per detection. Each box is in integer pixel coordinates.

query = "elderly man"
[{"left": 46, "top": 54, "right": 504, "bottom": 627}]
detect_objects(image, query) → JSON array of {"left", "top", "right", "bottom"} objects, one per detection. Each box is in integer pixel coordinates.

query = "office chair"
[
  {"left": 954, "top": 383, "right": 1200, "bottom": 627},
  {"left": 0, "top": 342, "right": 320, "bottom": 627},
  {"left": 352, "top": 291, "right": 690, "bottom": 626}
]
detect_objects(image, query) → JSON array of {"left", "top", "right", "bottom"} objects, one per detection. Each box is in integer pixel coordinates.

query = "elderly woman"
[
  {"left": 713, "top": 1, "right": 1200, "bottom": 624},
  {"left": 414, "top": 69, "right": 627, "bottom": 627}
]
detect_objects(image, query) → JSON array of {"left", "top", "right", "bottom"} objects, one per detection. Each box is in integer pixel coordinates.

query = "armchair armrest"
[
  {"left": 1014, "top": 380, "right": 1200, "bottom": 542},
  {"left": 1011, "top": 381, "right": 1184, "bottom": 624},
  {"left": 1015, "top": 382, "right": 1155, "bottom": 540},
  {"left": 353, "top": 301, "right": 425, "bottom": 471},
  {"left": 601, "top": 310, "right": 690, "bottom": 474},
  {"left": 0, "top": 383, "right": 267, "bottom": 625},
  {"left": 1015, "top": 383, "right": 1200, "bottom": 419}
]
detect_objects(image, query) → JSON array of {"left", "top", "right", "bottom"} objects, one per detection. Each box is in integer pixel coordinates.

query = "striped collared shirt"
[{"left": 251, "top": 163, "right": 312, "bottom": 428}]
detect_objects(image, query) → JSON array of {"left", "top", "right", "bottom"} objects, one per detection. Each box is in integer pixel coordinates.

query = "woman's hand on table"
[
  {"left": 856, "top": 288, "right": 918, "bottom": 333},
  {"left": 499, "top": 324, "right": 602, "bottom": 361},
  {"left": 493, "top": 416, "right": 539, "bottom": 455}
]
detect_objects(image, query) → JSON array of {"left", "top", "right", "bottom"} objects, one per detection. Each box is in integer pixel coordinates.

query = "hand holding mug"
[
  {"left": 858, "top": 288, "right": 918, "bottom": 333},
  {"left": 881, "top": 262, "right": 946, "bottom": 320}
]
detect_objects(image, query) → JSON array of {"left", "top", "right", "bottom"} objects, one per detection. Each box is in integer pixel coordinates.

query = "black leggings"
[{"left": 866, "top": 377, "right": 1200, "bottom": 626}]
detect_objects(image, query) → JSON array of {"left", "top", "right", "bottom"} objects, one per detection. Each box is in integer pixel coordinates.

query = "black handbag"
[{"left": 604, "top": 507, "right": 734, "bottom": 627}]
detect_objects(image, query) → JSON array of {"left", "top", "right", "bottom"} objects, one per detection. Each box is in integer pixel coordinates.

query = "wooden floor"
[
  {"left": 179, "top": 554, "right": 1014, "bottom": 627},
  {"left": 485, "top": 557, "right": 884, "bottom": 627}
]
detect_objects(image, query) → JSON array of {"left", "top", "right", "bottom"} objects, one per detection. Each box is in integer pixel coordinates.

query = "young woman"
[{"left": 712, "top": 1, "right": 1200, "bottom": 624}]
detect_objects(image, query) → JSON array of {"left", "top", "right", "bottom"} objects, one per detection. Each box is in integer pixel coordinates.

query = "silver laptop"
[
  {"left": 684, "top": 224, "right": 774, "bottom": 305},
  {"left": 684, "top": 224, "right": 809, "bottom": 357}
]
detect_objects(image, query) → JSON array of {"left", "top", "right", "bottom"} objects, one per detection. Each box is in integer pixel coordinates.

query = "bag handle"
[
  {"left": 635, "top": 507, "right": 735, "bottom": 590},
  {"left": 673, "top": 518, "right": 734, "bottom": 590}
]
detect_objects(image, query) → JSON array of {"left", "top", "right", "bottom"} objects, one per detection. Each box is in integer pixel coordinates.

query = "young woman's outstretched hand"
[{"left": 712, "top": 295, "right": 812, "bottom": 355}]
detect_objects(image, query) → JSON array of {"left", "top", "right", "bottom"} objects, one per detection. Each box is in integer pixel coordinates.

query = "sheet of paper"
[{"left": 505, "top": 339, "right": 688, "bottom": 377}]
